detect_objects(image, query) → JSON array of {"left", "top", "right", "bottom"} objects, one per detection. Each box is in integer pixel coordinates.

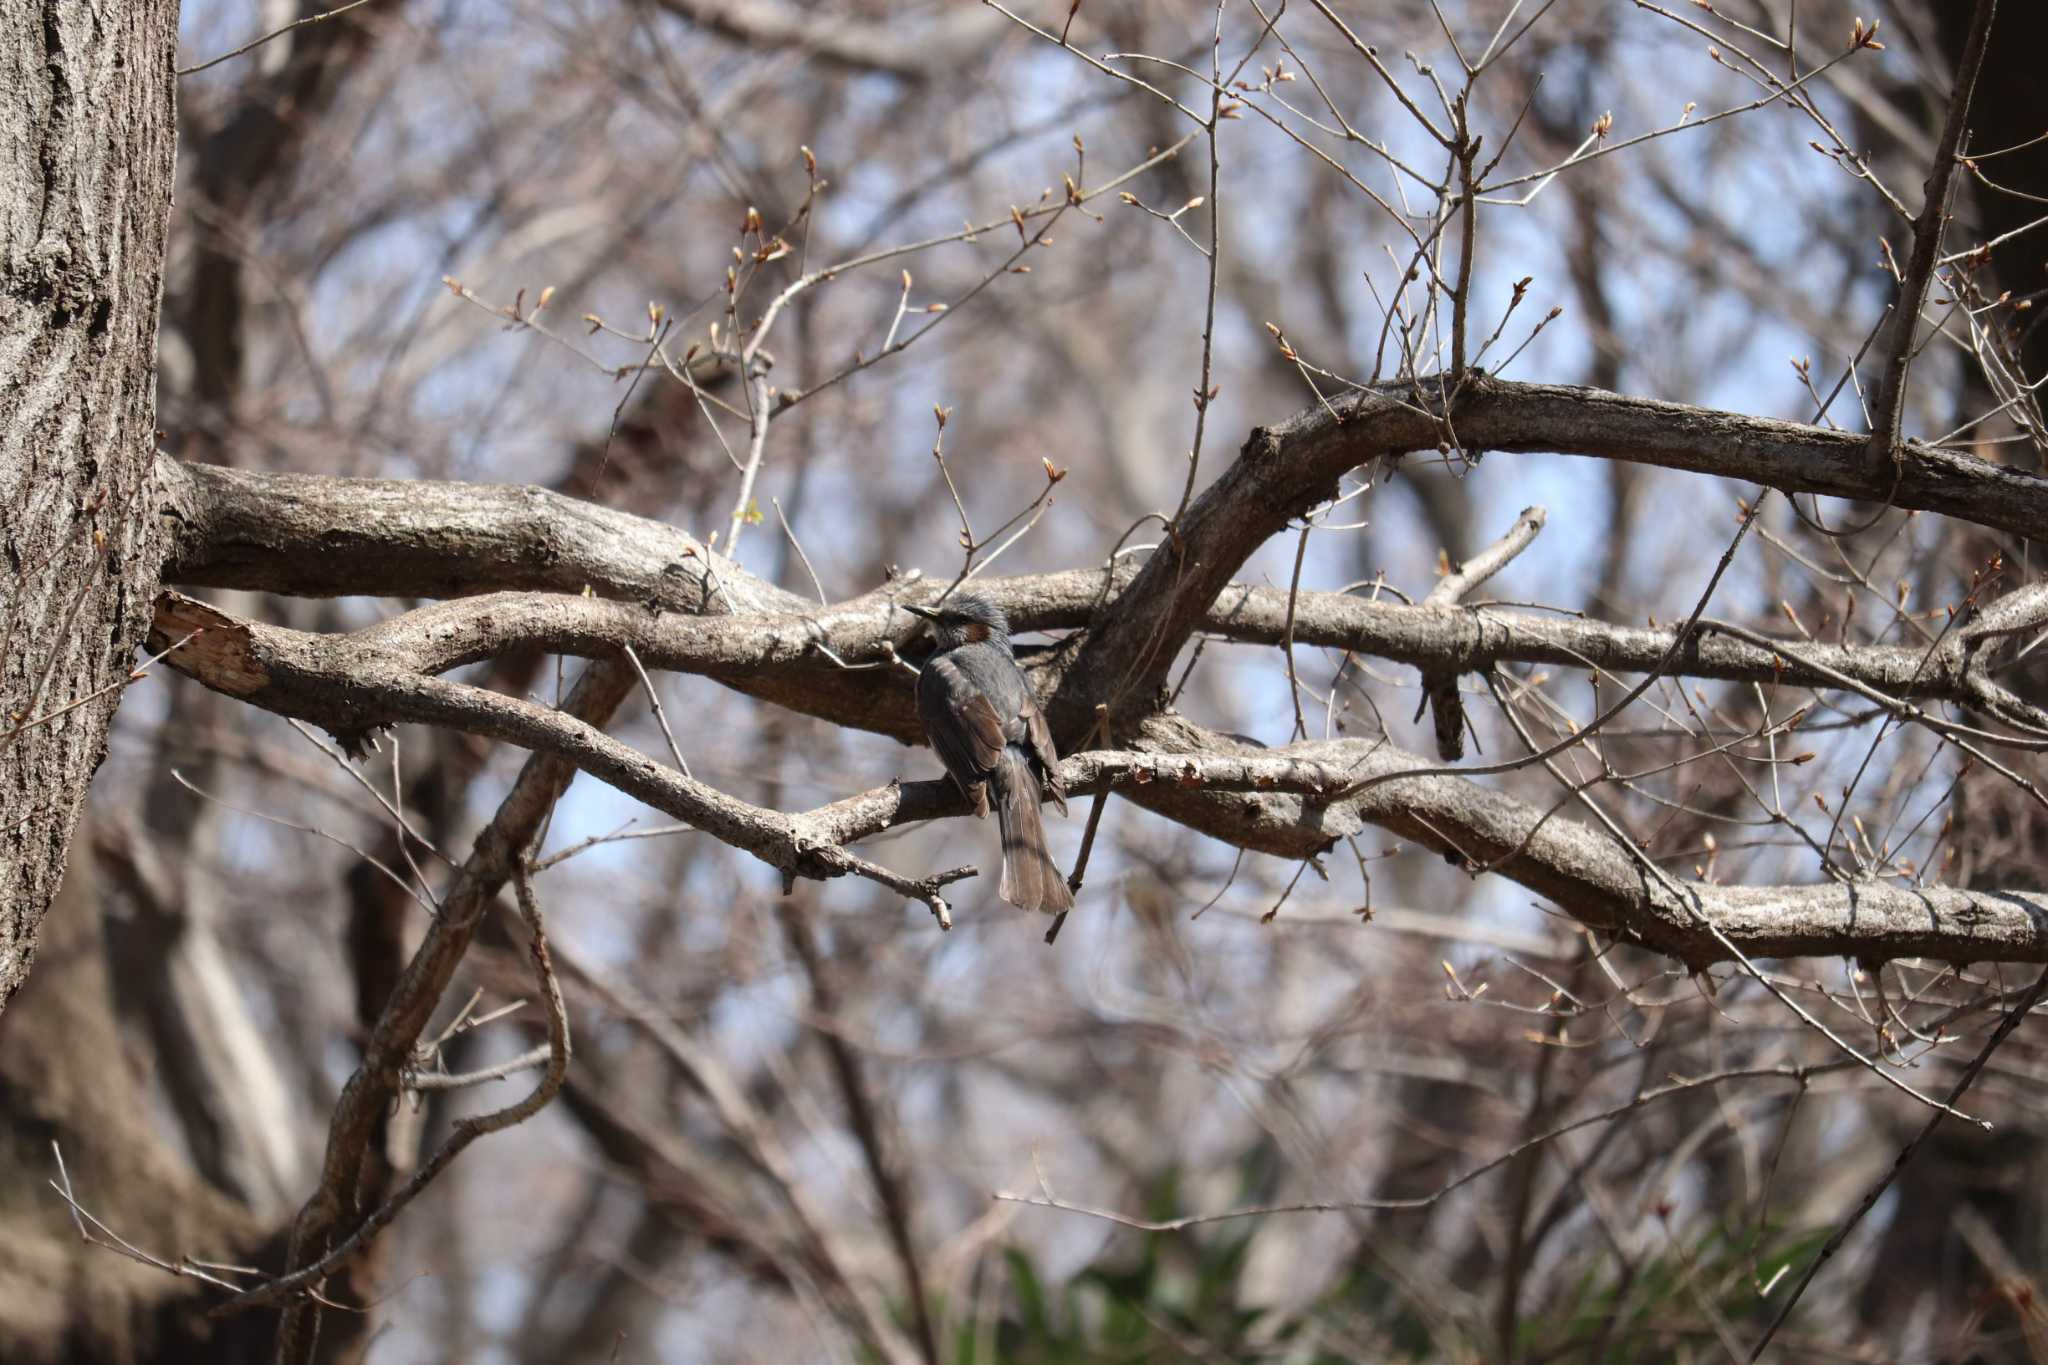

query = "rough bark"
[{"left": 0, "top": 0, "right": 180, "bottom": 1013}]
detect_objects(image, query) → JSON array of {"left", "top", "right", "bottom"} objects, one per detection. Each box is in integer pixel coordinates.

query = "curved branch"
[
  {"left": 159, "top": 383, "right": 2048, "bottom": 616},
  {"left": 147, "top": 374, "right": 2048, "bottom": 966},
  {"left": 148, "top": 592, "right": 970, "bottom": 925},
  {"left": 160, "top": 377, "right": 2048, "bottom": 744},
  {"left": 1108, "top": 715, "right": 2048, "bottom": 967},
  {"left": 151, "top": 563, "right": 2048, "bottom": 746},
  {"left": 150, "top": 592, "right": 2048, "bottom": 966},
  {"left": 1058, "top": 377, "right": 2048, "bottom": 723}
]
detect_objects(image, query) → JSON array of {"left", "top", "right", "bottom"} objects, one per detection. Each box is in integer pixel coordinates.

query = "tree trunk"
[{"left": 0, "top": 0, "right": 179, "bottom": 1013}]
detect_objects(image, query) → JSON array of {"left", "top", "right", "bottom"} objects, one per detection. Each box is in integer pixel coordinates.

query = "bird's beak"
[{"left": 901, "top": 603, "right": 940, "bottom": 621}]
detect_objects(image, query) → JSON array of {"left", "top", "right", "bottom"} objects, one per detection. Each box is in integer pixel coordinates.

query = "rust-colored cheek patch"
[{"left": 963, "top": 621, "right": 991, "bottom": 643}]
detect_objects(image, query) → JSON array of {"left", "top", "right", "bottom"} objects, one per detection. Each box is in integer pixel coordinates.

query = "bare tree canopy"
[{"left": 7, "top": 0, "right": 2048, "bottom": 1360}]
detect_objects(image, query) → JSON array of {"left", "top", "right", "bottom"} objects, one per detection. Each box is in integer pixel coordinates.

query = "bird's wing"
[
  {"left": 1018, "top": 694, "right": 1068, "bottom": 816},
  {"left": 918, "top": 655, "right": 1007, "bottom": 807}
]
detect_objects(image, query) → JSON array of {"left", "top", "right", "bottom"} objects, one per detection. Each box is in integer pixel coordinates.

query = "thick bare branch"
[
  {"left": 161, "top": 378, "right": 2048, "bottom": 751},
  {"left": 156, "top": 458, "right": 803, "bottom": 616},
  {"left": 150, "top": 591, "right": 2048, "bottom": 967},
  {"left": 652, "top": 0, "right": 1009, "bottom": 80},
  {"left": 158, "top": 384, "right": 2048, "bottom": 618},
  {"left": 1060, "top": 377, "right": 2048, "bottom": 725},
  {"left": 152, "top": 559, "right": 2048, "bottom": 747},
  {"left": 148, "top": 592, "right": 972, "bottom": 921},
  {"left": 1109, "top": 715, "right": 2048, "bottom": 968}
]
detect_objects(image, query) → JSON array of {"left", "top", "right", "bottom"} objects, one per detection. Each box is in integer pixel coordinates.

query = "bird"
[{"left": 902, "top": 592, "right": 1073, "bottom": 915}]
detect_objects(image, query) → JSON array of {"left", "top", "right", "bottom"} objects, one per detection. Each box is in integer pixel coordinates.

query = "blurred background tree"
[{"left": 5, "top": 0, "right": 2048, "bottom": 1360}]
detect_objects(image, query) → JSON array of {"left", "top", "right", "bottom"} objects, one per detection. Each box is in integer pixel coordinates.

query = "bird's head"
[{"left": 902, "top": 591, "right": 1010, "bottom": 650}]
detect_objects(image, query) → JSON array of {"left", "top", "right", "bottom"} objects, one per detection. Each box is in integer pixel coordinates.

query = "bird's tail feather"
[{"left": 995, "top": 748, "right": 1073, "bottom": 915}]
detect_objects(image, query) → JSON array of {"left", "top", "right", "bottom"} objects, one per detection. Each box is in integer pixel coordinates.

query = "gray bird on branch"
[{"left": 903, "top": 593, "right": 1073, "bottom": 915}]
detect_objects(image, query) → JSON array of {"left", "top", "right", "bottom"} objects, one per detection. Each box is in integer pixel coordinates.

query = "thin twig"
[
  {"left": 49, "top": 1142, "right": 252, "bottom": 1293},
  {"left": 996, "top": 1064, "right": 1828, "bottom": 1229},
  {"left": 179, "top": 0, "right": 380, "bottom": 76},
  {"left": 724, "top": 369, "right": 775, "bottom": 560},
  {"left": 1864, "top": 0, "right": 1996, "bottom": 466},
  {"left": 0, "top": 628, "right": 200, "bottom": 746},
  {"left": 1746, "top": 967, "right": 2048, "bottom": 1359},
  {"left": 773, "top": 498, "right": 829, "bottom": 607},
  {"left": 620, "top": 644, "right": 691, "bottom": 779},
  {"left": 1282, "top": 522, "right": 1313, "bottom": 741},
  {"left": 405, "top": 1043, "right": 555, "bottom": 1093},
  {"left": 1426, "top": 506, "right": 1548, "bottom": 606}
]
